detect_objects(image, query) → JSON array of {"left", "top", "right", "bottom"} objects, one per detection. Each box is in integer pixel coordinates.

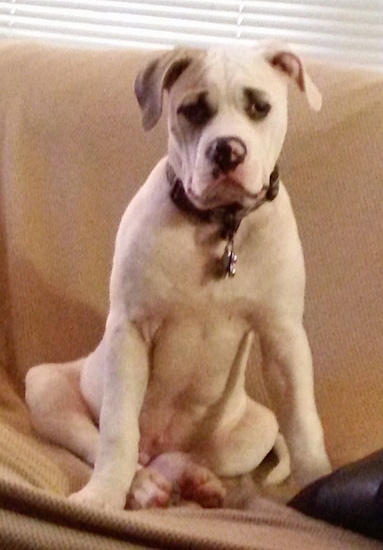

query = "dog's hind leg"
[
  {"left": 25, "top": 359, "right": 99, "bottom": 465},
  {"left": 191, "top": 331, "right": 287, "bottom": 483},
  {"left": 198, "top": 397, "right": 282, "bottom": 479}
]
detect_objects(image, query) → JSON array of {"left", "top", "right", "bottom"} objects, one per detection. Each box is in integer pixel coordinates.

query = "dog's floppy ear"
[
  {"left": 134, "top": 48, "right": 196, "bottom": 130},
  {"left": 262, "top": 41, "right": 322, "bottom": 111}
]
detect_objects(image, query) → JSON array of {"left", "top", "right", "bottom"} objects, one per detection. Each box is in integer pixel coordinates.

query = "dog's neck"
[
  {"left": 166, "top": 162, "right": 280, "bottom": 240},
  {"left": 166, "top": 163, "right": 280, "bottom": 278}
]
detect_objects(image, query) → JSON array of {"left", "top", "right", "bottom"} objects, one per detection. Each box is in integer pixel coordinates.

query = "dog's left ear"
[
  {"left": 262, "top": 42, "right": 322, "bottom": 111},
  {"left": 135, "top": 48, "right": 197, "bottom": 130}
]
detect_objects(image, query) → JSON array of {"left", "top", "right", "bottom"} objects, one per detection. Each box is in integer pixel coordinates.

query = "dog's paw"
[
  {"left": 126, "top": 466, "right": 173, "bottom": 510},
  {"left": 179, "top": 463, "right": 226, "bottom": 508},
  {"left": 69, "top": 484, "right": 126, "bottom": 510}
]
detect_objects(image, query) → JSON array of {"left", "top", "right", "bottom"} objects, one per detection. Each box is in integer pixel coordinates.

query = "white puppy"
[{"left": 25, "top": 42, "right": 331, "bottom": 510}]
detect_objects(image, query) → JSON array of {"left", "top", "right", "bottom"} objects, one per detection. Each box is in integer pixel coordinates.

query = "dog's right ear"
[{"left": 134, "top": 49, "right": 195, "bottom": 131}]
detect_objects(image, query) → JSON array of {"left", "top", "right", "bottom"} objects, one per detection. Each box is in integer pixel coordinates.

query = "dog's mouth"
[{"left": 186, "top": 176, "right": 264, "bottom": 210}]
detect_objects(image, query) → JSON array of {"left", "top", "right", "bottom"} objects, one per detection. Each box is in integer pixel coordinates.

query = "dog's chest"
[
  {"left": 113, "top": 175, "right": 302, "bottom": 338},
  {"left": 113, "top": 167, "right": 292, "bottom": 320},
  {"left": 124, "top": 216, "right": 266, "bottom": 316}
]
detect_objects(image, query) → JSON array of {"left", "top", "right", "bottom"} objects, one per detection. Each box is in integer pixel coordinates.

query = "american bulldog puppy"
[{"left": 25, "top": 41, "right": 331, "bottom": 510}]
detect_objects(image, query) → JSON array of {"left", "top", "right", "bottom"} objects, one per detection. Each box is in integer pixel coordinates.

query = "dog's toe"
[
  {"left": 127, "top": 466, "right": 173, "bottom": 509},
  {"left": 179, "top": 463, "right": 226, "bottom": 508}
]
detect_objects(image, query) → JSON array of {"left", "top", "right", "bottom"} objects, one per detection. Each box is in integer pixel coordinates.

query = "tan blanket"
[{"left": 0, "top": 40, "right": 382, "bottom": 548}]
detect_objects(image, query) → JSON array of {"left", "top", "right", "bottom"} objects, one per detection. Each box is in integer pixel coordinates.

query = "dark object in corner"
[{"left": 289, "top": 450, "right": 383, "bottom": 541}]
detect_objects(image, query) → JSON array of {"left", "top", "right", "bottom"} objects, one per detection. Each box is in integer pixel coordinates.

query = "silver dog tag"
[{"left": 222, "top": 240, "right": 237, "bottom": 278}]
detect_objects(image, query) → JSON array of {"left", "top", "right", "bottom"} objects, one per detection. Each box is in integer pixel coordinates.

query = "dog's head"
[{"left": 135, "top": 42, "right": 321, "bottom": 210}]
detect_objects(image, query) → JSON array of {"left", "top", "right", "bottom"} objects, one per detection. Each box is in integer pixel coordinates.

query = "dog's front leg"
[
  {"left": 260, "top": 322, "right": 331, "bottom": 488},
  {"left": 70, "top": 315, "right": 149, "bottom": 510}
]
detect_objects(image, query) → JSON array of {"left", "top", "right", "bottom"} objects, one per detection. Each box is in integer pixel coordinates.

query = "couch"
[{"left": 0, "top": 40, "right": 382, "bottom": 549}]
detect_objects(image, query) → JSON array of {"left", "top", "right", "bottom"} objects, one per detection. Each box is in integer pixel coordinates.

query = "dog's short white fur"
[{"left": 25, "top": 42, "right": 331, "bottom": 510}]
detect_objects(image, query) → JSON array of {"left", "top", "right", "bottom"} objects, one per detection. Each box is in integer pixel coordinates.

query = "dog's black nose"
[{"left": 206, "top": 137, "right": 247, "bottom": 174}]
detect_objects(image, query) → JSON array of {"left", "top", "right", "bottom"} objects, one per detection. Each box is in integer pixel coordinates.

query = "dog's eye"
[
  {"left": 177, "top": 94, "right": 213, "bottom": 127},
  {"left": 244, "top": 88, "right": 271, "bottom": 121}
]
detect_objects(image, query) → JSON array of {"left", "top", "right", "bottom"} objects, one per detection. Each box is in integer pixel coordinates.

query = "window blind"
[{"left": 0, "top": 1, "right": 382, "bottom": 69}]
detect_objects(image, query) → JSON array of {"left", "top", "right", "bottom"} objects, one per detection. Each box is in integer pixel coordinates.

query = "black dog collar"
[{"left": 167, "top": 162, "right": 280, "bottom": 278}]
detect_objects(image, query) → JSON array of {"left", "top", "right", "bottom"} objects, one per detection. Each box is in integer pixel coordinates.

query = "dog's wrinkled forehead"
[
  {"left": 134, "top": 43, "right": 322, "bottom": 131},
  {"left": 194, "top": 47, "right": 281, "bottom": 96},
  {"left": 169, "top": 47, "right": 288, "bottom": 121},
  {"left": 170, "top": 48, "right": 268, "bottom": 102}
]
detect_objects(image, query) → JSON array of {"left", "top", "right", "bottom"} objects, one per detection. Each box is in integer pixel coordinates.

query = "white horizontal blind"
[{"left": 0, "top": 1, "right": 382, "bottom": 69}]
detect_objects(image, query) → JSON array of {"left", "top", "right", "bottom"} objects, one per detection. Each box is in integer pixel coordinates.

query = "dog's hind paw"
[
  {"left": 126, "top": 466, "right": 173, "bottom": 509},
  {"left": 178, "top": 462, "right": 226, "bottom": 508}
]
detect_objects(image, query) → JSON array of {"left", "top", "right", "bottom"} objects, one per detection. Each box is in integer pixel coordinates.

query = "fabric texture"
[
  {"left": 1, "top": 477, "right": 382, "bottom": 550},
  {"left": 0, "top": 40, "right": 382, "bottom": 548}
]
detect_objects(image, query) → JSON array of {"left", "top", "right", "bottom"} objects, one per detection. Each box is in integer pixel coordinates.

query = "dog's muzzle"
[{"left": 206, "top": 136, "right": 247, "bottom": 176}]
